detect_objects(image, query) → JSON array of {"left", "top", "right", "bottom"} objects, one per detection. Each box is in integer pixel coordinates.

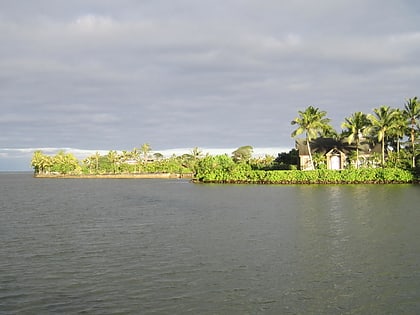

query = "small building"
[
  {"left": 295, "top": 138, "right": 381, "bottom": 170},
  {"left": 326, "top": 148, "right": 346, "bottom": 170}
]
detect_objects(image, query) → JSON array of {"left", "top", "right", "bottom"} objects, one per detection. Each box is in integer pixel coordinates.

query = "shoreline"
[{"left": 34, "top": 173, "right": 193, "bottom": 179}]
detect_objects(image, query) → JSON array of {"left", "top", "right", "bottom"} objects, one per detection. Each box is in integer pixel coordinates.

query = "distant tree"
[
  {"left": 153, "top": 152, "right": 164, "bottom": 160},
  {"left": 51, "top": 150, "right": 80, "bottom": 174},
  {"left": 31, "top": 150, "right": 46, "bottom": 174},
  {"left": 259, "top": 154, "right": 275, "bottom": 168},
  {"left": 291, "top": 106, "right": 333, "bottom": 170},
  {"left": 94, "top": 152, "right": 100, "bottom": 173},
  {"left": 191, "top": 147, "right": 203, "bottom": 159},
  {"left": 83, "top": 156, "right": 95, "bottom": 174},
  {"left": 107, "top": 150, "right": 119, "bottom": 173},
  {"left": 232, "top": 145, "right": 253, "bottom": 163},
  {"left": 140, "top": 143, "right": 152, "bottom": 163}
]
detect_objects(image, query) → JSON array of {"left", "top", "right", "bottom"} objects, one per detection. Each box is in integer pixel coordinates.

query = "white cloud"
[{"left": 70, "top": 14, "right": 116, "bottom": 33}]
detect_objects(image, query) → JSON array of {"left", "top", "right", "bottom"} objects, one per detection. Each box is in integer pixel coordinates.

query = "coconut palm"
[
  {"left": 341, "top": 111, "right": 371, "bottom": 168},
  {"left": 94, "top": 152, "right": 101, "bottom": 173},
  {"left": 52, "top": 151, "right": 80, "bottom": 174},
  {"left": 83, "top": 156, "right": 94, "bottom": 174},
  {"left": 31, "top": 150, "right": 46, "bottom": 174},
  {"left": 367, "top": 106, "right": 399, "bottom": 166},
  {"left": 107, "top": 150, "right": 119, "bottom": 173},
  {"left": 140, "top": 143, "right": 151, "bottom": 163},
  {"left": 403, "top": 97, "right": 420, "bottom": 167},
  {"left": 291, "top": 106, "right": 333, "bottom": 170},
  {"left": 191, "top": 147, "right": 203, "bottom": 160},
  {"left": 388, "top": 109, "right": 407, "bottom": 162}
]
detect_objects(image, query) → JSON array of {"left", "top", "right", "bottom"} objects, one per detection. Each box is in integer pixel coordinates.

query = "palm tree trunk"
[
  {"left": 306, "top": 136, "right": 314, "bottom": 170},
  {"left": 411, "top": 127, "right": 416, "bottom": 168},
  {"left": 381, "top": 138, "right": 385, "bottom": 166},
  {"left": 356, "top": 138, "right": 359, "bottom": 169}
]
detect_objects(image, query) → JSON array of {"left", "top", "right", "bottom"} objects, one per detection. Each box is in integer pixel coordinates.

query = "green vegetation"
[
  {"left": 31, "top": 97, "right": 419, "bottom": 184},
  {"left": 31, "top": 144, "right": 195, "bottom": 176},
  {"left": 291, "top": 106, "right": 332, "bottom": 170},
  {"left": 341, "top": 112, "right": 370, "bottom": 168},
  {"left": 194, "top": 154, "right": 414, "bottom": 183},
  {"left": 289, "top": 97, "right": 419, "bottom": 172}
]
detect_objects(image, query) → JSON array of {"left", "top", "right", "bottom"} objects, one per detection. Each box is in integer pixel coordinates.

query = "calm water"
[{"left": 0, "top": 173, "right": 419, "bottom": 314}]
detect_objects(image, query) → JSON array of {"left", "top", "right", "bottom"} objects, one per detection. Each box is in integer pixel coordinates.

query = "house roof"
[{"left": 295, "top": 138, "right": 381, "bottom": 155}]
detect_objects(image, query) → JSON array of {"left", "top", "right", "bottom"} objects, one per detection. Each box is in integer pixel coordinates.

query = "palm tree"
[
  {"left": 140, "top": 143, "right": 151, "bottom": 163},
  {"left": 107, "top": 150, "right": 119, "bottom": 173},
  {"left": 83, "top": 156, "right": 94, "bottom": 174},
  {"left": 53, "top": 151, "right": 80, "bottom": 174},
  {"left": 191, "top": 147, "right": 203, "bottom": 160},
  {"left": 291, "top": 106, "right": 333, "bottom": 170},
  {"left": 388, "top": 109, "right": 407, "bottom": 162},
  {"left": 31, "top": 150, "right": 46, "bottom": 174},
  {"left": 367, "top": 106, "right": 399, "bottom": 166},
  {"left": 94, "top": 152, "right": 101, "bottom": 173},
  {"left": 130, "top": 148, "right": 140, "bottom": 172},
  {"left": 341, "top": 112, "right": 371, "bottom": 168},
  {"left": 403, "top": 97, "right": 420, "bottom": 167}
]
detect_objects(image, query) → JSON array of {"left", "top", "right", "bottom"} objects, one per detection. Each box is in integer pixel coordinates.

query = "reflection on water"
[
  {"left": 0, "top": 174, "right": 419, "bottom": 314},
  {"left": 294, "top": 185, "right": 420, "bottom": 313}
]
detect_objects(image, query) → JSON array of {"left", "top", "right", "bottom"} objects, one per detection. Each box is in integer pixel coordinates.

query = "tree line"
[
  {"left": 31, "top": 144, "right": 292, "bottom": 176},
  {"left": 31, "top": 96, "right": 419, "bottom": 178},
  {"left": 291, "top": 97, "right": 420, "bottom": 170},
  {"left": 32, "top": 144, "right": 194, "bottom": 175}
]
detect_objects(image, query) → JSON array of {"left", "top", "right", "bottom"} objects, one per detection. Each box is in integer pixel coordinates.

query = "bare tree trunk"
[
  {"left": 411, "top": 128, "right": 416, "bottom": 168},
  {"left": 306, "top": 137, "right": 314, "bottom": 170}
]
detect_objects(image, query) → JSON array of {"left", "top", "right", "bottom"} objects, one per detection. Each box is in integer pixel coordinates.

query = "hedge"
[{"left": 195, "top": 167, "right": 415, "bottom": 184}]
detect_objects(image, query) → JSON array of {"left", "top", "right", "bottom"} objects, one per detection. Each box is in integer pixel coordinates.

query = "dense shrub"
[{"left": 195, "top": 157, "right": 415, "bottom": 184}]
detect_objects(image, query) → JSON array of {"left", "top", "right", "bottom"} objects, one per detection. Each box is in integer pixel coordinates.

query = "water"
[{"left": 1, "top": 173, "right": 419, "bottom": 314}]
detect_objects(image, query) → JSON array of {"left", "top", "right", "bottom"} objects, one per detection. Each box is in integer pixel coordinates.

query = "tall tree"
[
  {"left": 388, "top": 109, "right": 407, "bottom": 162},
  {"left": 291, "top": 106, "right": 333, "bottom": 170},
  {"left": 107, "top": 150, "right": 119, "bottom": 173},
  {"left": 232, "top": 145, "right": 253, "bottom": 163},
  {"left": 31, "top": 150, "right": 46, "bottom": 174},
  {"left": 83, "top": 156, "right": 94, "bottom": 174},
  {"left": 191, "top": 147, "right": 203, "bottom": 159},
  {"left": 341, "top": 111, "right": 370, "bottom": 168},
  {"left": 140, "top": 143, "right": 152, "bottom": 163},
  {"left": 367, "top": 106, "right": 399, "bottom": 166},
  {"left": 94, "top": 152, "right": 100, "bottom": 173},
  {"left": 403, "top": 97, "right": 420, "bottom": 167}
]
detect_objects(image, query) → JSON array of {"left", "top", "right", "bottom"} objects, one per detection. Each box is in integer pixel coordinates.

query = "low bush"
[{"left": 195, "top": 159, "right": 415, "bottom": 184}]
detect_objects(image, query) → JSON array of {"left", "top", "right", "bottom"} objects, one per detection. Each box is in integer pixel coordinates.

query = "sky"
[{"left": 1, "top": 0, "right": 419, "bottom": 170}]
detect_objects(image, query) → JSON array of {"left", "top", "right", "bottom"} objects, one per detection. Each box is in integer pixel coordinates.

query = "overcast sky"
[{"left": 1, "top": 0, "right": 419, "bottom": 170}]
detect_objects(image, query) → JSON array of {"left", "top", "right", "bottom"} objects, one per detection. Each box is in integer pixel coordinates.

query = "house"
[{"left": 295, "top": 138, "right": 381, "bottom": 170}]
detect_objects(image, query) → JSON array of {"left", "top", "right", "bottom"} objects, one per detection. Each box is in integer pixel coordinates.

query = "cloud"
[
  {"left": 1, "top": 1, "right": 419, "bottom": 170},
  {"left": 71, "top": 14, "right": 116, "bottom": 32}
]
